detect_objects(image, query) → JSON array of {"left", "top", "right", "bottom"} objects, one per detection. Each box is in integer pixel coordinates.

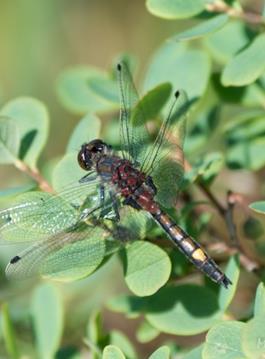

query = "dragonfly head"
[{"left": 78, "top": 139, "right": 110, "bottom": 170}]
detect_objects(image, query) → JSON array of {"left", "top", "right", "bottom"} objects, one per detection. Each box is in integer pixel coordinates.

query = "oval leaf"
[
  {"left": 241, "top": 317, "right": 265, "bottom": 359},
  {"left": 218, "top": 256, "right": 240, "bottom": 311},
  {"left": 249, "top": 201, "right": 265, "bottom": 215},
  {"left": 203, "top": 321, "right": 246, "bottom": 359},
  {"left": 57, "top": 67, "right": 118, "bottom": 115},
  {"left": 136, "top": 320, "right": 160, "bottom": 343},
  {"left": 1, "top": 303, "right": 19, "bottom": 359},
  {"left": 146, "top": 285, "right": 222, "bottom": 335},
  {"left": 146, "top": 0, "right": 206, "bottom": 19},
  {"left": 144, "top": 42, "right": 210, "bottom": 105},
  {"left": 172, "top": 14, "right": 228, "bottom": 42},
  {"left": 254, "top": 283, "right": 265, "bottom": 317},
  {"left": 102, "top": 345, "right": 126, "bottom": 359},
  {"left": 67, "top": 113, "right": 101, "bottom": 153},
  {"left": 148, "top": 346, "right": 170, "bottom": 359},
  {"left": 122, "top": 241, "right": 171, "bottom": 296},
  {"left": 222, "top": 34, "right": 265, "bottom": 86},
  {"left": 31, "top": 283, "right": 63, "bottom": 359},
  {"left": 0, "top": 116, "right": 19, "bottom": 165},
  {"left": 0, "top": 98, "right": 49, "bottom": 169}
]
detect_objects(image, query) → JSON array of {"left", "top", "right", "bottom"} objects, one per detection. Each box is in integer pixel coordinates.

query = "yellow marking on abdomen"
[{"left": 192, "top": 248, "right": 207, "bottom": 262}]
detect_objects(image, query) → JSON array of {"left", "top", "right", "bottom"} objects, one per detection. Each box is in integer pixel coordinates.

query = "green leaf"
[
  {"left": 254, "top": 283, "right": 265, "bottom": 317},
  {"left": 183, "top": 344, "right": 203, "bottom": 359},
  {"left": 1, "top": 303, "right": 19, "bottom": 359},
  {"left": 171, "top": 14, "right": 228, "bottom": 42},
  {"left": 241, "top": 316, "right": 265, "bottom": 359},
  {"left": 218, "top": 256, "right": 240, "bottom": 311},
  {"left": 87, "top": 76, "right": 119, "bottom": 104},
  {"left": 107, "top": 295, "right": 146, "bottom": 315},
  {"left": 148, "top": 346, "right": 170, "bottom": 359},
  {"left": 102, "top": 345, "right": 126, "bottom": 359},
  {"left": 203, "top": 321, "right": 247, "bottom": 359},
  {"left": 144, "top": 42, "right": 210, "bottom": 104},
  {"left": 0, "top": 97, "right": 49, "bottom": 169},
  {"left": 87, "top": 310, "right": 102, "bottom": 349},
  {"left": 136, "top": 320, "right": 160, "bottom": 343},
  {"left": 0, "top": 182, "right": 36, "bottom": 199},
  {"left": 133, "top": 83, "right": 172, "bottom": 124},
  {"left": 31, "top": 283, "right": 63, "bottom": 359},
  {"left": 67, "top": 113, "right": 101, "bottom": 153},
  {"left": 57, "top": 67, "right": 118, "bottom": 115},
  {"left": 0, "top": 116, "right": 19, "bottom": 164},
  {"left": 222, "top": 34, "right": 265, "bottom": 86},
  {"left": 122, "top": 241, "right": 171, "bottom": 296},
  {"left": 146, "top": 0, "right": 206, "bottom": 19},
  {"left": 226, "top": 137, "right": 265, "bottom": 171},
  {"left": 204, "top": 20, "right": 249, "bottom": 64},
  {"left": 145, "top": 285, "right": 222, "bottom": 335},
  {"left": 249, "top": 201, "right": 265, "bottom": 215},
  {"left": 52, "top": 152, "right": 87, "bottom": 192},
  {"left": 110, "top": 330, "right": 137, "bottom": 359}
]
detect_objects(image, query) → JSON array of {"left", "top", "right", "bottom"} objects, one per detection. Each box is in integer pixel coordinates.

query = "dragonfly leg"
[
  {"left": 146, "top": 176, "right": 157, "bottom": 195},
  {"left": 79, "top": 172, "right": 98, "bottom": 183},
  {"left": 109, "top": 190, "right": 120, "bottom": 221},
  {"left": 123, "top": 196, "right": 142, "bottom": 210}
]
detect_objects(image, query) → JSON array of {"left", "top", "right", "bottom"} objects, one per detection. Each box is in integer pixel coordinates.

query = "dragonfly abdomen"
[{"left": 153, "top": 210, "right": 232, "bottom": 288}]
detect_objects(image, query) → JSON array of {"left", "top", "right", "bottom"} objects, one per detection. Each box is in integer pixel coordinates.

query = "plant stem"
[
  {"left": 206, "top": 0, "right": 265, "bottom": 26},
  {"left": 14, "top": 159, "right": 54, "bottom": 193}
]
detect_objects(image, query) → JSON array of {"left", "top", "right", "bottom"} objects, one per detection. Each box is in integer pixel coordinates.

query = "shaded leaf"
[
  {"left": 136, "top": 320, "right": 160, "bottom": 343},
  {"left": 241, "top": 316, "right": 265, "bottom": 359},
  {"left": 254, "top": 283, "right": 265, "bottom": 317},
  {"left": 0, "top": 116, "right": 19, "bottom": 165},
  {"left": 110, "top": 330, "right": 137, "bottom": 359},
  {"left": 1, "top": 303, "right": 19, "bottom": 359},
  {"left": 145, "top": 284, "right": 222, "bottom": 335},
  {"left": 171, "top": 15, "right": 228, "bottom": 42},
  {"left": 183, "top": 344, "right": 204, "bottom": 359}
]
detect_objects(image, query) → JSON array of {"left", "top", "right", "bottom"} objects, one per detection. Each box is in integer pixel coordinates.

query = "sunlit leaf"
[
  {"left": 67, "top": 113, "right": 101, "bottom": 153},
  {"left": 222, "top": 34, "right": 265, "bottom": 86},
  {"left": 136, "top": 320, "right": 160, "bottom": 343},
  {"left": 31, "top": 283, "right": 63, "bottom": 359},
  {"left": 144, "top": 42, "right": 210, "bottom": 105},
  {"left": 1, "top": 98, "right": 49, "bottom": 168},
  {"left": 218, "top": 256, "right": 240, "bottom": 311},
  {"left": 0, "top": 116, "right": 19, "bottom": 165},
  {"left": 203, "top": 321, "right": 246, "bottom": 359},
  {"left": 171, "top": 15, "right": 228, "bottom": 42},
  {"left": 254, "top": 283, "right": 265, "bottom": 317},
  {"left": 102, "top": 345, "right": 126, "bottom": 359},
  {"left": 57, "top": 67, "right": 118, "bottom": 115},
  {"left": 146, "top": 0, "right": 206, "bottom": 19},
  {"left": 110, "top": 330, "right": 137, "bottom": 359},
  {"left": 249, "top": 201, "right": 265, "bottom": 215},
  {"left": 183, "top": 344, "right": 204, "bottom": 359},
  {"left": 204, "top": 20, "right": 249, "bottom": 64},
  {"left": 148, "top": 345, "right": 170, "bottom": 359},
  {"left": 241, "top": 316, "right": 265, "bottom": 359},
  {"left": 122, "top": 241, "right": 171, "bottom": 296}
]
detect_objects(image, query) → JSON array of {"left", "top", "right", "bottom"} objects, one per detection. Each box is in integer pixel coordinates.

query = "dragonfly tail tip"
[{"left": 221, "top": 275, "right": 233, "bottom": 289}]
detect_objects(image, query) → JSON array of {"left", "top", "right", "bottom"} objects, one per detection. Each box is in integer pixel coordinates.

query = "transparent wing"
[
  {"left": 117, "top": 61, "right": 150, "bottom": 164},
  {"left": 140, "top": 90, "right": 189, "bottom": 208},
  {"left": 0, "top": 176, "right": 102, "bottom": 243},
  {"left": 5, "top": 222, "right": 122, "bottom": 281}
]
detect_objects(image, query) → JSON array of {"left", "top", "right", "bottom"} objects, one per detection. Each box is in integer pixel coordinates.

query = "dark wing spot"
[{"left": 10, "top": 255, "right": 21, "bottom": 264}]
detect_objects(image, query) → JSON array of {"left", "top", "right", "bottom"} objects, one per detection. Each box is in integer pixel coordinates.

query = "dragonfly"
[{"left": 0, "top": 62, "right": 232, "bottom": 287}]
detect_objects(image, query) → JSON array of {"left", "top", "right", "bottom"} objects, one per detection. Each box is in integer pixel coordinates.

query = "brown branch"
[
  {"left": 206, "top": 0, "right": 265, "bottom": 26},
  {"left": 14, "top": 159, "right": 54, "bottom": 193}
]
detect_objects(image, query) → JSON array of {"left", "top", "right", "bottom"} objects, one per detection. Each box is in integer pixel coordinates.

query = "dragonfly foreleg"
[
  {"left": 109, "top": 190, "right": 120, "bottom": 221},
  {"left": 146, "top": 176, "right": 157, "bottom": 195},
  {"left": 123, "top": 196, "right": 142, "bottom": 210},
  {"left": 79, "top": 172, "right": 98, "bottom": 183}
]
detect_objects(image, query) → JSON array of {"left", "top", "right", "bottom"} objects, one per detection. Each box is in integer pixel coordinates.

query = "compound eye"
[{"left": 77, "top": 149, "right": 91, "bottom": 170}]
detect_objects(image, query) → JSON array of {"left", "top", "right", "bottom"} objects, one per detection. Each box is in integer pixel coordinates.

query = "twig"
[
  {"left": 206, "top": 0, "right": 265, "bottom": 26},
  {"left": 14, "top": 159, "right": 54, "bottom": 193}
]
